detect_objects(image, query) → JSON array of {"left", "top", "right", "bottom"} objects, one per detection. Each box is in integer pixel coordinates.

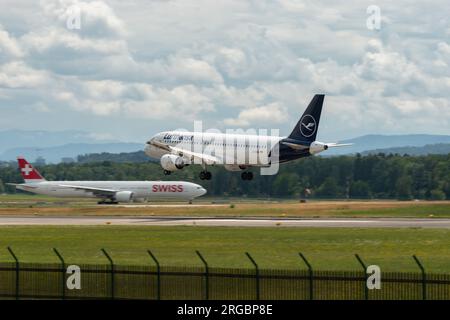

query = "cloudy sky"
[{"left": 0, "top": 0, "right": 449, "bottom": 142}]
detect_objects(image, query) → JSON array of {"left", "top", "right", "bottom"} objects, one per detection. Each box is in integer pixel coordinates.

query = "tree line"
[{"left": 0, "top": 153, "right": 449, "bottom": 200}]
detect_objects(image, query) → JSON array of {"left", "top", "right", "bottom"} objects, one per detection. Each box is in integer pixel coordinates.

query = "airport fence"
[{"left": 0, "top": 248, "right": 449, "bottom": 300}]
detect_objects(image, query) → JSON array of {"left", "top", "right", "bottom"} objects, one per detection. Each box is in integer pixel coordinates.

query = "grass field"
[
  {"left": 0, "top": 225, "right": 448, "bottom": 273},
  {"left": 0, "top": 201, "right": 450, "bottom": 218},
  {"left": 1, "top": 194, "right": 450, "bottom": 217},
  {"left": 0, "top": 195, "right": 448, "bottom": 274}
]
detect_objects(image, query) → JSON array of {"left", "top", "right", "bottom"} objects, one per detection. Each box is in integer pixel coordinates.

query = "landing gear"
[
  {"left": 98, "top": 200, "right": 119, "bottom": 205},
  {"left": 199, "top": 171, "right": 212, "bottom": 180},
  {"left": 163, "top": 170, "right": 172, "bottom": 176},
  {"left": 241, "top": 171, "right": 254, "bottom": 181}
]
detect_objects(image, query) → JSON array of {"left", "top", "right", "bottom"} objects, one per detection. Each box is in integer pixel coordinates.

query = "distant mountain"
[
  {"left": 77, "top": 151, "right": 154, "bottom": 163},
  {"left": 0, "top": 129, "right": 116, "bottom": 153},
  {"left": 1, "top": 130, "right": 450, "bottom": 162},
  {"left": 326, "top": 134, "right": 450, "bottom": 155},
  {"left": 361, "top": 143, "right": 450, "bottom": 156},
  {"left": 0, "top": 143, "right": 143, "bottom": 163}
]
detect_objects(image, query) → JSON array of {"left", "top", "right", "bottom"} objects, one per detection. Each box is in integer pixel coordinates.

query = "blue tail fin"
[{"left": 288, "top": 94, "right": 324, "bottom": 142}]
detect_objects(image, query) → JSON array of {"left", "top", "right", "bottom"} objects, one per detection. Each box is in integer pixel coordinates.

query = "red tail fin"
[{"left": 17, "top": 157, "right": 46, "bottom": 182}]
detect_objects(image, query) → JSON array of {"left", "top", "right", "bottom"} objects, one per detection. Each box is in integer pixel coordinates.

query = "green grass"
[
  {"left": 328, "top": 204, "right": 450, "bottom": 217},
  {"left": 218, "top": 203, "right": 450, "bottom": 218},
  {"left": 1, "top": 194, "right": 450, "bottom": 218},
  {"left": 0, "top": 194, "right": 63, "bottom": 201},
  {"left": 0, "top": 226, "right": 448, "bottom": 273}
]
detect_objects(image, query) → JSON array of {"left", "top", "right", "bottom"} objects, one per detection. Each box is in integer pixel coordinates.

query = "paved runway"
[{"left": 0, "top": 216, "right": 449, "bottom": 228}]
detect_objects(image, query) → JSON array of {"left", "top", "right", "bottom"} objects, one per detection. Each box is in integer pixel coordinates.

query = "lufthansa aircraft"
[
  {"left": 7, "top": 157, "right": 207, "bottom": 204},
  {"left": 145, "top": 95, "right": 351, "bottom": 180}
]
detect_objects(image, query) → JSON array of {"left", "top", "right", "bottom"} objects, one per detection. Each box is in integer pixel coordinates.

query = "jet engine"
[
  {"left": 114, "top": 191, "right": 134, "bottom": 203},
  {"left": 309, "top": 141, "right": 329, "bottom": 155},
  {"left": 160, "top": 154, "right": 186, "bottom": 171}
]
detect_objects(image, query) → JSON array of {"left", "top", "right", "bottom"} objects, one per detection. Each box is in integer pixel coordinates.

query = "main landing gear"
[
  {"left": 241, "top": 171, "right": 253, "bottom": 181},
  {"left": 164, "top": 170, "right": 172, "bottom": 175},
  {"left": 98, "top": 200, "right": 118, "bottom": 205},
  {"left": 199, "top": 171, "right": 212, "bottom": 180}
]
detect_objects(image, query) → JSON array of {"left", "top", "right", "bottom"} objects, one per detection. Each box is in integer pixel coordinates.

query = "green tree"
[
  {"left": 395, "top": 175, "right": 413, "bottom": 200},
  {"left": 315, "top": 177, "right": 340, "bottom": 198},
  {"left": 430, "top": 189, "right": 446, "bottom": 200},
  {"left": 2, "top": 154, "right": 450, "bottom": 199},
  {"left": 443, "top": 180, "right": 450, "bottom": 200},
  {"left": 272, "top": 173, "right": 299, "bottom": 197},
  {"left": 349, "top": 180, "right": 371, "bottom": 199}
]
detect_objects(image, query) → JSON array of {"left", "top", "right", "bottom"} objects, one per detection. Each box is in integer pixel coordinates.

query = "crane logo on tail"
[{"left": 299, "top": 115, "right": 317, "bottom": 138}]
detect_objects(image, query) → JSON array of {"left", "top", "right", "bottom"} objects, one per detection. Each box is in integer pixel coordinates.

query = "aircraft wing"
[
  {"left": 57, "top": 184, "right": 118, "bottom": 196},
  {"left": 149, "top": 140, "right": 220, "bottom": 165},
  {"left": 6, "top": 183, "right": 39, "bottom": 189}
]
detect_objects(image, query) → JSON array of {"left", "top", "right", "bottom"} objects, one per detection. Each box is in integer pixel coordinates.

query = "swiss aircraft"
[
  {"left": 7, "top": 157, "right": 207, "bottom": 204},
  {"left": 145, "top": 94, "right": 351, "bottom": 181}
]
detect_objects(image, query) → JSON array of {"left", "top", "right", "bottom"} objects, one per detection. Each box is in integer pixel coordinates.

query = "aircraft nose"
[
  {"left": 197, "top": 187, "right": 207, "bottom": 197},
  {"left": 144, "top": 139, "right": 153, "bottom": 155}
]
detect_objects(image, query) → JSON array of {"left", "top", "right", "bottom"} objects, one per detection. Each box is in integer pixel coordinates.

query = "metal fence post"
[
  {"left": 355, "top": 254, "right": 369, "bottom": 300},
  {"left": 148, "top": 250, "right": 161, "bottom": 300},
  {"left": 299, "top": 253, "right": 313, "bottom": 300},
  {"left": 7, "top": 247, "right": 19, "bottom": 300},
  {"left": 53, "top": 248, "right": 66, "bottom": 300},
  {"left": 101, "top": 248, "right": 115, "bottom": 300},
  {"left": 196, "top": 250, "right": 209, "bottom": 300},
  {"left": 412, "top": 255, "right": 426, "bottom": 300},
  {"left": 245, "top": 252, "right": 259, "bottom": 300}
]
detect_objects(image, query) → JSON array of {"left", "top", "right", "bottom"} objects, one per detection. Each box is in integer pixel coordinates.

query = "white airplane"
[
  {"left": 145, "top": 94, "right": 351, "bottom": 181},
  {"left": 7, "top": 157, "right": 207, "bottom": 204}
]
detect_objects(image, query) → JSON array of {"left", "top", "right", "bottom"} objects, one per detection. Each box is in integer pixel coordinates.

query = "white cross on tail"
[{"left": 21, "top": 164, "right": 33, "bottom": 176}]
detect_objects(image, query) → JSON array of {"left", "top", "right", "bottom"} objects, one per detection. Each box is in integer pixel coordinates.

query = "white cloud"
[
  {"left": 0, "top": 25, "right": 23, "bottom": 60},
  {"left": 0, "top": 62, "right": 49, "bottom": 88},
  {"left": 224, "top": 102, "right": 288, "bottom": 127},
  {"left": 22, "top": 28, "right": 128, "bottom": 55},
  {"left": 167, "top": 56, "right": 223, "bottom": 84},
  {"left": 0, "top": 0, "right": 449, "bottom": 140},
  {"left": 121, "top": 85, "right": 215, "bottom": 120},
  {"left": 53, "top": 80, "right": 215, "bottom": 120}
]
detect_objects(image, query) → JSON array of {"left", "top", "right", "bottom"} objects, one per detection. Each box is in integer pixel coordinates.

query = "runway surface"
[{"left": 0, "top": 216, "right": 449, "bottom": 228}]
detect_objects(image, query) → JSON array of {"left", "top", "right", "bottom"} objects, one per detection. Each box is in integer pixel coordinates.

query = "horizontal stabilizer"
[
  {"left": 281, "top": 142, "right": 310, "bottom": 150},
  {"left": 327, "top": 143, "right": 354, "bottom": 148}
]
